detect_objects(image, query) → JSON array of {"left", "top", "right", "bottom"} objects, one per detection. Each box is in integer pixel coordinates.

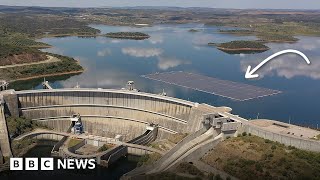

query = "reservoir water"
[{"left": 11, "top": 23, "right": 320, "bottom": 127}]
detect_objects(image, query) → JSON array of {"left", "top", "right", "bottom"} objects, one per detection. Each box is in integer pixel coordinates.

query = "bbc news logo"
[{"left": 10, "top": 158, "right": 96, "bottom": 170}]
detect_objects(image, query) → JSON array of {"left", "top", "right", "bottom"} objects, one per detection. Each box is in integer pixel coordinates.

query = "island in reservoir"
[
  {"left": 104, "top": 32, "right": 150, "bottom": 40},
  {"left": 209, "top": 40, "right": 270, "bottom": 54}
]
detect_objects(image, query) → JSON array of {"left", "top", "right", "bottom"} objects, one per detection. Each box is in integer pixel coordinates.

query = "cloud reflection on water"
[
  {"left": 121, "top": 46, "right": 190, "bottom": 70},
  {"left": 60, "top": 56, "right": 132, "bottom": 89},
  {"left": 192, "top": 34, "right": 215, "bottom": 46},
  {"left": 149, "top": 34, "right": 164, "bottom": 44},
  {"left": 157, "top": 56, "right": 190, "bottom": 70},
  {"left": 97, "top": 48, "right": 112, "bottom": 57},
  {"left": 240, "top": 37, "right": 320, "bottom": 79},
  {"left": 122, "top": 47, "right": 163, "bottom": 58}
]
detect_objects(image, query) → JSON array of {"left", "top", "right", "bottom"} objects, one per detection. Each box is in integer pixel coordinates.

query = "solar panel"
[{"left": 142, "top": 71, "right": 281, "bottom": 101}]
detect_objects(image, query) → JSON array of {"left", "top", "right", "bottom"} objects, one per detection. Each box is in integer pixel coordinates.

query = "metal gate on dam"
[{"left": 3, "top": 88, "right": 218, "bottom": 140}]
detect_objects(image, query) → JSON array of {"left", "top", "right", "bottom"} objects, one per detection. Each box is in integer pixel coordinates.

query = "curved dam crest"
[
  {"left": 2, "top": 86, "right": 320, "bottom": 175},
  {"left": 4, "top": 88, "right": 219, "bottom": 141}
]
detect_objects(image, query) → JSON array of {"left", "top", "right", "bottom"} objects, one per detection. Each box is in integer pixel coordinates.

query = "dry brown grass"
[
  {"left": 175, "top": 162, "right": 204, "bottom": 176},
  {"left": 68, "top": 138, "right": 82, "bottom": 148},
  {"left": 202, "top": 135, "right": 320, "bottom": 179},
  {"left": 168, "top": 133, "right": 189, "bottom": 144},
  {"left": 137, "top": 153, "right": 162, "bottom": 167}
]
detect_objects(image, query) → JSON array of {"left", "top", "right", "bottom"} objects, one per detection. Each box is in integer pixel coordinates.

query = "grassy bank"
[
  {"left": 6, "top": 116, "right": 49, "bottom": 138},
  {"left": 0, "top": 53, "right": 83, "bottom": 81},
  {"left": 98, "top": 144, "right": 115, "bottom": 152},
  {"left": 0, "top": 14, "right": 100, "bottom": 38},
  {"left": 218, "top": 22, "right": 320, "bottom": 43},
  {"left": 202, "top": 134, "right": 320, "bottom": 179},
  {"left": 137, "top": 153, "right": 162, "bottom": 167},
  {"left": 7, "top": 116, "right": 52, "bottom": 157},
  {"left": 68, "top": 138, "right": 83, "bottom": 148},
  {"left": 0, "top": 25, "right": 85, "bottom": 83}
]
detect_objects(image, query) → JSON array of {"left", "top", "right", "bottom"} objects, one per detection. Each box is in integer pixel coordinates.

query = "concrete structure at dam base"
[{"left": 0, "top": 85, "right": 320, "bottom": 176}]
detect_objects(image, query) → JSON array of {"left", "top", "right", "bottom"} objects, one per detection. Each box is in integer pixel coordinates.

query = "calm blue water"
[{"left": 23, "top": 23, "right": 320, "bottom": 127}]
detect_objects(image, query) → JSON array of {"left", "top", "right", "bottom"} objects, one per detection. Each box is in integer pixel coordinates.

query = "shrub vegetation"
[{"left": 202, "top": 135, "right": 320, "bottom": 179}]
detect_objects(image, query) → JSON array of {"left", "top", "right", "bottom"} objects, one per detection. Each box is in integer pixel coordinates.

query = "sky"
[{"left": 0, "top": 0, "right": 319, "bottom": 10}]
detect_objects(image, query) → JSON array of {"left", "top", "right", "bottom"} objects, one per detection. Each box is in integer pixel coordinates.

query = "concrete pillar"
[
  {"left": 0, "top": 100, "right": 12, "bottom": 157},
  {"left": 2, "top": 90, "right": 19, "bottom": 117}
]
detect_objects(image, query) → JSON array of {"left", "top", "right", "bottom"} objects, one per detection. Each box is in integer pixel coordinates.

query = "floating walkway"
[{"left": 142, "top": 71, "right": 281, "bottom": 101}]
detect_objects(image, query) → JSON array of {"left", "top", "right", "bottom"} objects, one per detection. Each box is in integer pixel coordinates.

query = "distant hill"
[
  {"left": 0, "top": 5, "right": 319, "bottom": 13},
  {"left": 0, "top": 5, "right": 81, "bottom": 14}
]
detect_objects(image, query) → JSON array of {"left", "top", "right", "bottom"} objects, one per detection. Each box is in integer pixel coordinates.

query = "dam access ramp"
[
  {"left": 123, "top": 126, "right": 220, "bottom": 178},
  {"left": 150, "top": 127, "right": 219, "bottom": 173}
]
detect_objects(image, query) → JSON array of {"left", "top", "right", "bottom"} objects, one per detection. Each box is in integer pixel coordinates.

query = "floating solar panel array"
[{"left": 142, "top": 71, "right": 281, "bottom": 101}]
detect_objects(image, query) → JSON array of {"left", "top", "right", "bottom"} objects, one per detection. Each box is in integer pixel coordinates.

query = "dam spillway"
[{"left": 3, "top": 88, "right": 222, "bottom": 141}]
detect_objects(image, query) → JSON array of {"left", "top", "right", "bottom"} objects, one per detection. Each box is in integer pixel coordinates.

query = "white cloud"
[
  {"left": 239, "top": 53, "right": 246, "bottom": 57},
  {"left": 149, "top": 34, "right": 164, "bottom": 44},
  {"left": 239, "top": 36, "right": 320, "bottom": 79},
  {"left": 122, "top": 47, "right": 163, "bottom": 58},
  {"left": 193, "top": 46, "right": 202, "bottom": 50},
  {"left": 266, "top": 36, "right": 320, "bottom": 53},
  {"left": 192, "top": 34, "right": 215, "bottom": 46},
  {"left": 96, "top": 37, "right": 121, "bottom": 44},
  {"left": 301, "top": 44, "right": 317, "bottom": 51},
  {"left": 240, "top": 54, "right": 320, "bottom": 79},
  {"left": 111, "top": 39, "right": 121, "bottom": 43},
  {"left": 157, "top": 56, "right": 190, "bottom": 70},
  {"left": 96, "top": 37, "right": 109, "bottom": 44},
  {"left": 60, "top": 69, "right": 130, "bottom": 88},
  {"left": 60, "top": 56, "right": 131, "bottom": 88},
  {"left": 97, "top": 48, "right": 112, "bottom": 57}
]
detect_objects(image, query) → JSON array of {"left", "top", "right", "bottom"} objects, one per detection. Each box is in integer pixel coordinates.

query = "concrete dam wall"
[
  {"left": 239, "top": 124, "right": 320, "bottom": 152},
  {"left": 0, "top": 101, "right": 12, "bottom": 157},
  {"left": 9, "top": 89, "right": 210, "bottom": 140}
]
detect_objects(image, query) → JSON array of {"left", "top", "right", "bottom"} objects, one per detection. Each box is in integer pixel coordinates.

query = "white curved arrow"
[{"left": 245, "top": 49, "right": 311, "bottom": 79}]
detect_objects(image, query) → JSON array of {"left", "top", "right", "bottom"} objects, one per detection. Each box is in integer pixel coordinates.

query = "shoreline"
[
  {"left": 104, "top": 35, "right": 150, "bottom": 40},
  {"left": 217, "top": 31, "right": 299, "bottom": 43},
  {"left": 0, "top": 55, "right": 60, "bottom": 69},
  {"left": 38, "top": 33, "right": 150, "bottom": 39},
  {"left": 30, "top": 45, "right": 53, "bottom": 49},
  {"left": 37, "top": 33, "right": 99, "bottom": 39},
  {"left": 218, "top": 31, "right": 253, "bottom": 35},
  {"left": 258, "top": 39, "right": 298, "bottom": 43},
  {"left": 8, "top": 69, "right": 84, "bottom": 83},
  {"left": 216, "top": 47, "right": 270, "bottom": 51}
]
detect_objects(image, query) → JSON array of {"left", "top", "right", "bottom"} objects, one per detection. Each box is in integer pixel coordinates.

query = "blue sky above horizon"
[{"left": 0, "top": 0, "right": 319, "bottom": 10}]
